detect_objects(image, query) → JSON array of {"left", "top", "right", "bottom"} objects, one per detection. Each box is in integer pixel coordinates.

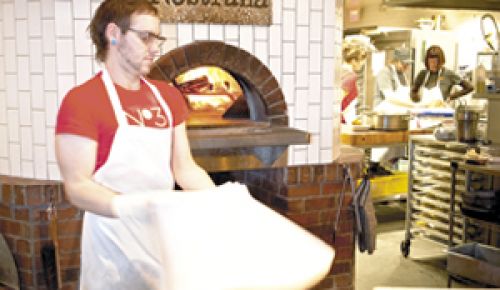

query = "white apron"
[
  {"left": 372, "top": 67, "right": 409, "bottom": 164},
  {"left": 420, "top": 69, "right": 444, "bottom": 106},
  {"left": 79, "top": 68, "right": 174, "bottom": 290},
  {"left": 374, "top": 66, "right": 411, "bottom": 114}
]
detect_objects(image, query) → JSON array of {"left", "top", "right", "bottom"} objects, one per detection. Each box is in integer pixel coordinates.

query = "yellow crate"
[{"left": 359, "top": 172, "right": 408, "bottom": 200}]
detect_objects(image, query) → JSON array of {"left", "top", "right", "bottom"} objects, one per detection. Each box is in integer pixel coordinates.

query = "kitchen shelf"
[{"left": 401, "top": 135, "right": 469, "bottom": 257}]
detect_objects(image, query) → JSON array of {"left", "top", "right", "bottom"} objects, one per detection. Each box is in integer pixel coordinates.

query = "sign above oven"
[{"left": 155, "top": 0, "right": 272, "bottom": 25}]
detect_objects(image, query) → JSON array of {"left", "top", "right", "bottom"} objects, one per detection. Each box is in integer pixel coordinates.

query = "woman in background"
[
  {"left": 341, "top": 39, "right": 370, "bottom": 124},
  {"left": 411, "top": 45, "right": 473, "bottom": 105}
]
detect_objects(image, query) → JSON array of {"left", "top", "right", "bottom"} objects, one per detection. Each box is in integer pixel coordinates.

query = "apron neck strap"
[
  {"left": 423, "top": 68, "right": 443, "bottom": 87},
  {"left": 101, "top": 68, "right": 128, "bottom": 126}
]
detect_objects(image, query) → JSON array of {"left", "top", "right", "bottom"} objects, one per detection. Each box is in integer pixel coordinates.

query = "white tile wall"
[
  {"left": 296, "top": 58, "right": 309, "bottom": 88},
  {"left": 74, "top": 20, "right": 93, "bottom": 56},
  {"left": 2, "top": 3, "right": 15, "bottom": 38},
  {"left": 282, "top": 42, "right": 295, "bottom": 73},
  {"left": 0, "top": 0, "right": 342, "bottom": 179},
  {"left": 16, "top": 20, "right": 29, "bottom": 55},
  {"left": 9, "top": 144, "right": 21, "bottom": 176},
  {"left": 18, "top": 91, "right": 31, "bottom": 126},
  {"left": 15, "top": 0, "right": 28, "bottom": 19},
  {"left": 296, "top": 26, "right": 309, "bottom": 57},
  {"left": 0, "top": 92, "right": 6, "bottom": 123},
  {"left": 43, "top": 56, "right": 57, "bottom": 91},
  {"left": 239, "top": 26, "right": 254, "bottom": 54},
  {"left": 6, "top": 75, "right": 18, "bottom": 108},
  {"left": 0, "top": 22, "right": 4, "bottom": 56},
  {"left": 29, "top": 40, "right": 44, "bottom": 73},
  {"left": 17, "top": 57, "right": 30, "bottom": 91},
  {"left": 32, "top": 111, "right": 46, "bottom": 144},
  {"left": 0, "top": 61, "right": 3, "bottom": 92},
  {"left": 31, "top": 75, "right": 45, "bottom": 109},
  {"left": 309, "top": 74, "right": 321, "bottom": 103},
  {"left": 34, "top": 145, "right": 48, "bottom": 179},
  {"left": 5, "top": 40, "right": 16, "bottom": 73},
  {"left": 28, "top": 2, "right": 42, "bottom": 37},
  {"left": 41, "top": 0, "right": 55, "bottom": 18},
  {"left": 73, "top": 0, "right": 91, "bottom": 19},
  {"left": 282, "top": 11, "right": 295, "bottom": 41},
  {"left": 20, "top": 126, "right": 33, "bottom": 160},
  {"left": 194, "top": 24, "right": 209, "bottom": 40},
  {"left": 294, "top": 89, "right": 308, "bottom": 119},
  {"left": 42, "top": 20, "right": 56, "bottom": 54},
  {"left": 55, "top": 2, "right": 73, "bottom": 37},
  {"left": 0, "top": 125, "right": 7, "bottom": 157}
]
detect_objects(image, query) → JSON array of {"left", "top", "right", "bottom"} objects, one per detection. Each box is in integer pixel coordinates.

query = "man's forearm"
[{"left": 64, "top": 178, "right": 118, "bottom": 218}]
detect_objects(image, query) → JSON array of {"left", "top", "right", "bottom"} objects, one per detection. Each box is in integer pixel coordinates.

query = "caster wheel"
[{"left": 400, "top": 240, "right": 410, "bottom": 258}]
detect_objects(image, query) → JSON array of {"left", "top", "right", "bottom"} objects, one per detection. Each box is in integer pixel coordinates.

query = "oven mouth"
[{"left": 148, "top": 40, "right": 310, "bottom": 171}]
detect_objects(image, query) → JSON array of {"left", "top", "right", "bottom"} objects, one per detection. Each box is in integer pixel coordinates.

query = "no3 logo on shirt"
[{"left": 125, "top": 107, "right": 168, "bottom": 127}]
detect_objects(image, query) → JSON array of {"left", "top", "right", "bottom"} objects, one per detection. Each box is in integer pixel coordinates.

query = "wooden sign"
[{"left": 155, "top": 0, "right": 272, "bottom": 25}]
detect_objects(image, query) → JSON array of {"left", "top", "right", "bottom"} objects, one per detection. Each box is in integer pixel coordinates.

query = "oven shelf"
[{"left": 188, "top": 126, "right": 310, "bottom": 150}]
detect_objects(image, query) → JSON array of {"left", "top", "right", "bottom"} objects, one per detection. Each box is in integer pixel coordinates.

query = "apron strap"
[
  {"left": 101, "top": 68, "right": 128, "bottom": 126},
  {"left": 332, "top": 164, "right": 356, "bottom": 242},
  {"left": 141, "top": 77, "right": 173, "bottom": 128}
]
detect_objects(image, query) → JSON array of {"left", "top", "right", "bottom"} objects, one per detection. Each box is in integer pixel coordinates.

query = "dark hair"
[
  {"left": 424, "top": 45, "right": 445, "bottom": 70},
  {"left": 88, "top": 0, "right": 158, "bottom": 62}
]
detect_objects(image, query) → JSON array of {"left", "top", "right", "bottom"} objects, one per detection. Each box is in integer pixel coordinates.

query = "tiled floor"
[{"left": 355, "top": 202, "right": 472, "bottom": 290}]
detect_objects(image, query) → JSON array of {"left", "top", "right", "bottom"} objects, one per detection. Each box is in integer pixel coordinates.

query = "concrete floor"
[{"left": 355, "top": 201, "right": 472, "bottom": 290}]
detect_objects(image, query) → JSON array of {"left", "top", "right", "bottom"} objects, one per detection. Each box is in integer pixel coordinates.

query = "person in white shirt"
[{"left": 374, "top": 47, "right": 415, "bottom": 110}]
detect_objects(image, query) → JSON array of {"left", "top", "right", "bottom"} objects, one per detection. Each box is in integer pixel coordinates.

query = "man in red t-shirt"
[{"left": 55, "top": 1, "right": 215, "bottom": 289}]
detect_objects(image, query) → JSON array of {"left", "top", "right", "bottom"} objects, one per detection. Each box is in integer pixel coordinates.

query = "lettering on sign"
[{"left": 155, "top": 0, "right": 272, "bottom": 25}]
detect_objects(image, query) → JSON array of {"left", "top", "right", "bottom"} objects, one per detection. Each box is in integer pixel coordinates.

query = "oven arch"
[{"left": 149, "top": 40, "right": 288, "bottom": 126}]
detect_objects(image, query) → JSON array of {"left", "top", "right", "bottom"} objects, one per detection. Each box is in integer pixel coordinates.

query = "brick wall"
[
  {"left": 0, "top": 160, "right": 359, "bottom": 290},
  {"left": 0, "top": 176, "right": 81, "bottom": 290}
]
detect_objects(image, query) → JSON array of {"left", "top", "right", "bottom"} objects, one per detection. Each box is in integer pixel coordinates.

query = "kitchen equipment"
[
  {"left": 41, "top": 202, "right": 61, "bottom": 290},
  {"left": 371, "top": 114, "right": 410, "bottom": 131},
  {"left": 447, "top": 243, "right": 500, "bottom": 287},
  {"left": 455, "top": 105, "right": 481, "bottom": 143},
  {"left": 433, "top": 125, "right": 456, "bottom": 141}
]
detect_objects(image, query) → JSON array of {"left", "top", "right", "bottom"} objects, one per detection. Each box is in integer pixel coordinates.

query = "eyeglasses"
[{"left": 127, "top": 28, "right": 166, "bottom": 47}]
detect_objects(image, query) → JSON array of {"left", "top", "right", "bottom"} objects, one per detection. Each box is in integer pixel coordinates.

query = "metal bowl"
[{"left": 371, "top": 114, "right": 410, "bottom": 131}]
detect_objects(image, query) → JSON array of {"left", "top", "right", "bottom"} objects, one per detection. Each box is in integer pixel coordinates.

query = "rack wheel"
[{"left": 400, "top": 240, "right": 410, "bottom": 257}]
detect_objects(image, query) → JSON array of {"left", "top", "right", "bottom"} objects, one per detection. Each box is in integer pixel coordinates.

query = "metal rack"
[
  {"left": 448, "top": 161, "right": 500, "bottom": 287},
  {"left": 401, "top": 135, "right": 469, "bottom": 257}
]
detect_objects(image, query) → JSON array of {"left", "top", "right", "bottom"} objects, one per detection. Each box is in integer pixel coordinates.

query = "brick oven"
[
  {"left": 149, "top": 40, "right": 311, "bottom": 172},
  {"left": 0, "top": 42, "right": 359, "bottom": 290}
]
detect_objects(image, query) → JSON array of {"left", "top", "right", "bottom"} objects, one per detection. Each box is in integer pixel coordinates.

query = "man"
[
  {"left": 374, "top": 47, "right": 415, "bottom": 109},
  {"left": 371, "top": 48, "right": 415, "bottom": 171},
  {"left": 55, "top": 1, "right": 215, "bottom": 289}
]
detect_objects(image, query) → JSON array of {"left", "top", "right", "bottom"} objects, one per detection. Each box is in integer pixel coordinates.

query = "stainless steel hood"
[{"left": 383, "top": 0, "right": 500, "bottom": 11}]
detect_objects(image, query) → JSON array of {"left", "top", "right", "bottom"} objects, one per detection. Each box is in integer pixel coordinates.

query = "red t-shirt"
[{"left": 56, "top": 72, "right": 189, "bottom": 171}]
